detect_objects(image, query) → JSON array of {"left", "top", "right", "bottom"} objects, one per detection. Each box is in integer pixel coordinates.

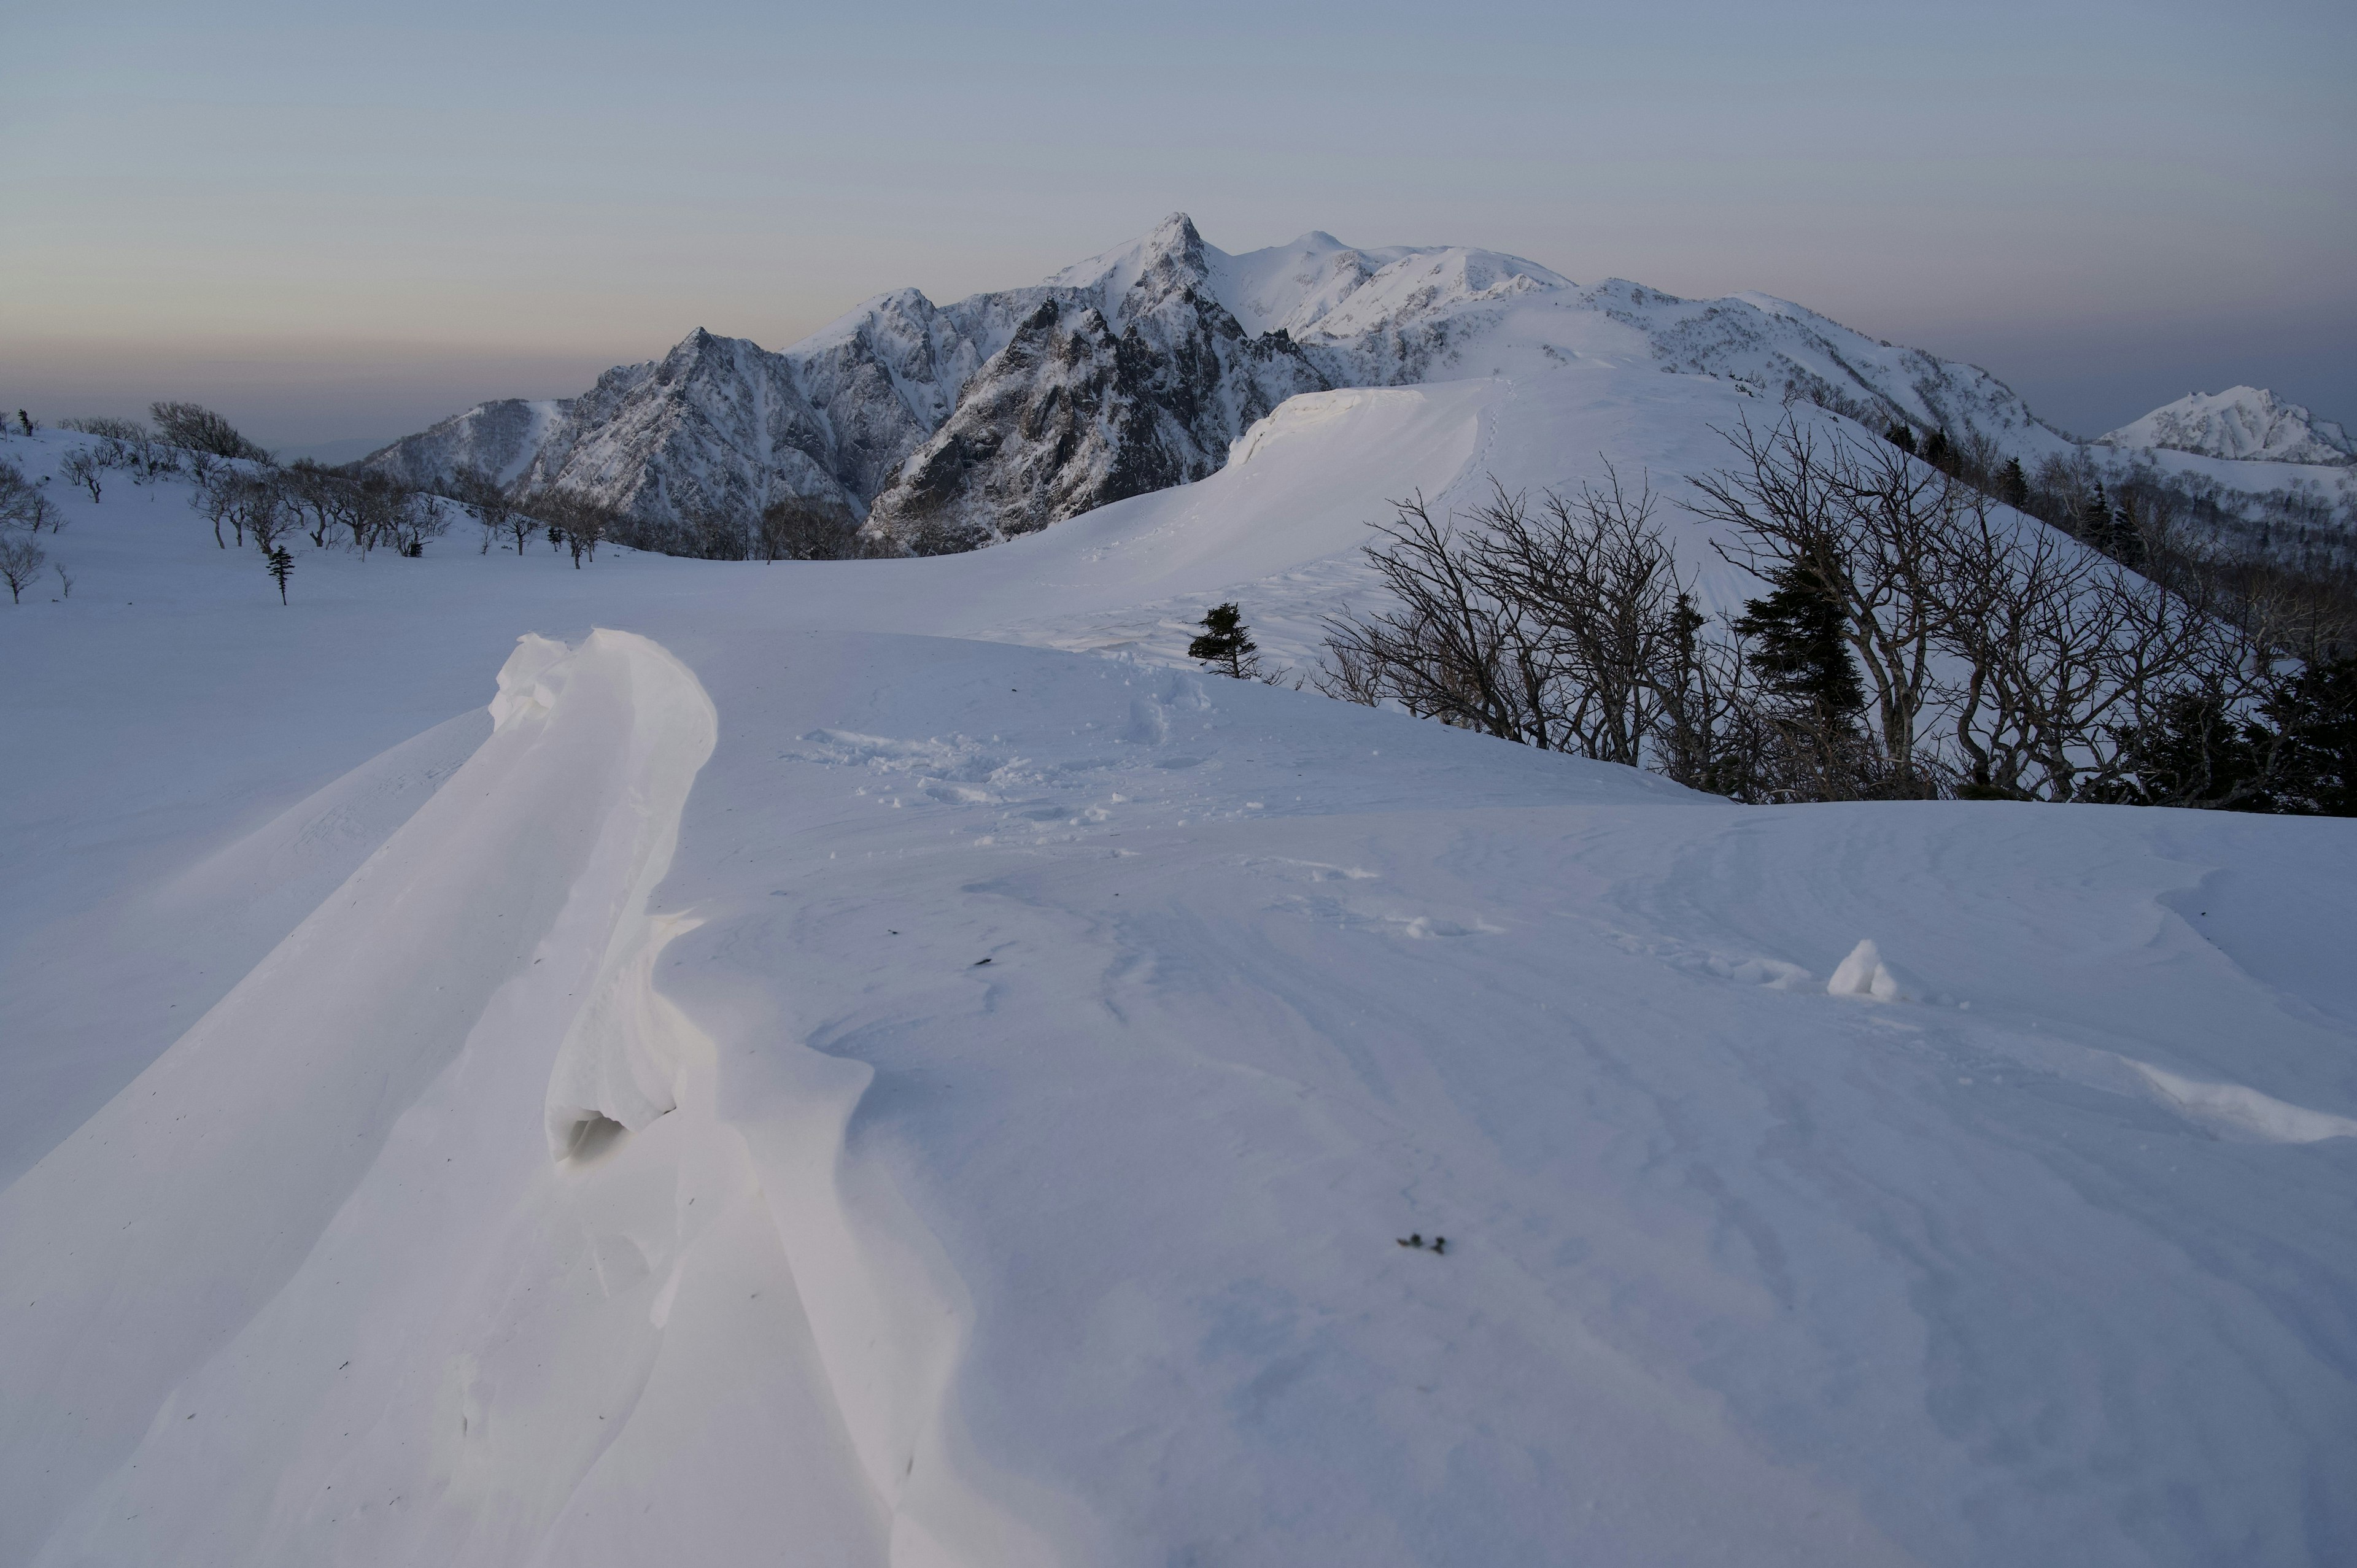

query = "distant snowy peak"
[
  {"left": 2099, "top": 387, "right": 2355, "bottom": 466},
  {"left": 1206, "top": 230, "right": 1569, "bottom": 341}
]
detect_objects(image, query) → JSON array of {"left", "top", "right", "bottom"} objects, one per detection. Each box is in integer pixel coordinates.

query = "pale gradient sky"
[{"left": 5, "top": 0, "right": 2352, "bottom": 456}]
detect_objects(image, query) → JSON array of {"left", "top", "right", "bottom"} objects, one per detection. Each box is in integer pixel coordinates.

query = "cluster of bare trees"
[
  {"left": 189, "top": 460, "right": 450, "bottom": 560},
  {"left": 0, "top": 456, "right": 62, "bottom": 603},
  {"left": 587, "top": 493, "right": 864, "bottom": 562},
  {"left": 1320, "top": 475, "right": 1754, "bottom": 790},
  {"left": 1797, "top": 384, "right": 2357, "bottom": 660},
  {"left": 1321, "top": 417, "right": 2343, "bottom": 810}
]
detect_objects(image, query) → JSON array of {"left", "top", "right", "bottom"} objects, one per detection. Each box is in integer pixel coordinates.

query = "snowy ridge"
[
  {"left": 365, "top": 212, "right": 2182, "bottom": 549},
  {"left": 2100, "top": 385, "right": 2357, "bottom": 466}
]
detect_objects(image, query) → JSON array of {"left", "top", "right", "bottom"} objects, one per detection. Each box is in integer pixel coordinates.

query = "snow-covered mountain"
[
  {"left": 367, "top": 214, "right": 2092, "bottom": 550},
  {"left": 2099, "top": 385, "right": 2356, "bottom": 466},
  {"left": 367, "top": 288, "right": 1053, "bottom": 523}
]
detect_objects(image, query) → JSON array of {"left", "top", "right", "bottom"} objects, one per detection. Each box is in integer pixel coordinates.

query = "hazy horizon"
[{"left": 7, "top": 0, "right": 2352, "bottom": 454}]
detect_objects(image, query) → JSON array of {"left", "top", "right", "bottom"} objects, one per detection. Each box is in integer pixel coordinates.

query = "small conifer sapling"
[
  {"left": 1188, "top": 602, "right": 1262, "bottom": 679},
  {"left": 266, "top": 544, "right": 294, "bottom": 604}
]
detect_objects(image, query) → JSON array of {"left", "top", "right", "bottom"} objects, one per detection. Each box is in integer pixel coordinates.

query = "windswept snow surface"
[{"left": 3, "top": 379, "right": 2356, "bottom": 1568}]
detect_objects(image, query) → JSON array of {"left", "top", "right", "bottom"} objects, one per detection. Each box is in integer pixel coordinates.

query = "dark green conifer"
[
  {"left": 1188, "top": 602, "right": 1263, "bottom": 679},
  {"left": 1732, "top": 560, "right": 1864, "bottom": 722},
  {"left": 1999, "top": 458, "right": 2030, "bottom": 509},
  {"left": 2080, "top": 485, "right": 2115, "bottom": 551}
]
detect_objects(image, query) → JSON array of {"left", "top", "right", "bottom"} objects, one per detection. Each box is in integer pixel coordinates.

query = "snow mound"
[
  {"left": 2132, "top": 1059, "right": 2357, "bottom": 1144},
  {"left": 1827, "top": 938, "right": 1919, "bottom": 1002}
]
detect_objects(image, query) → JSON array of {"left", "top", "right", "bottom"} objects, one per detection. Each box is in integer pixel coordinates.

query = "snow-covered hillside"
[
  {"left": 4, "top": 359, "right": 2355, "bottom": 1568},
  {"left": 2100, "top": 385, "right": 2356, "bottom": 466}
]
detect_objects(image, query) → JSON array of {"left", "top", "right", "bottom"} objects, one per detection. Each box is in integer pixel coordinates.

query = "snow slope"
[{"left": 4, "top": 382, "right": 2356, "bottom": 1568}]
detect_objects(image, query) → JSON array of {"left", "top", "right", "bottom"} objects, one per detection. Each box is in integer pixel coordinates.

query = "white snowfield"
[{"left": 2, "top": 365, "right": 2355, "bottom": 1568}]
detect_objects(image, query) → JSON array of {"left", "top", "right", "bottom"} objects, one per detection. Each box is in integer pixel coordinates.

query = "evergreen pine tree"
[
  {"left": 2079, "top": 484, "right": 2115, "bottom": 552},
  {"left": 2110, "top": 497, "right": 2145, "bottom": 568},
  {"left": 1884, "top": 423, "right": 1918, "bottom": 455},
  {"left": 266, "top": 545, "right": 294, "bottom": 604},
  {"left": 1732, "top": 560, "right": 1864, "bottom": 722},
  {"left": 1922, "top": 428, "right": 1953, "bottom": 471},
  {"left": 1187, "top": 602, "right": 1262, "bottom": 679},
  {"left": 2266, "top": 656, "right": 2357, "bottom": 815},
  {"left": 1999, "top": 458, "right": 2030, "bottom": 510}
]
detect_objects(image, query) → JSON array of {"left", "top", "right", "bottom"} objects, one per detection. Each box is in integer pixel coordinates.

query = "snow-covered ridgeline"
[{"left": 377, "top": 212, "right": 2342, "bottom": 554}]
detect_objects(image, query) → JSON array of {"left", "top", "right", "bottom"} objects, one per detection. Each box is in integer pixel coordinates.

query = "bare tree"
[
  {"left": 60, "top": 450, "right": 103, "bottom": 503},
  {"left": 149, "top": 401, "right": 269, "bottom": 462},
  {"left": 281, "top": 461, "right": 344, "bottom": 547},
  {"left": 385, "top": 489, "right": 448, "bottom": 556},
  {"left": 1687, "top": 417, "right": 1956, "bottom": 795},
  {"left": 241, "top": 474, "right": 298, "bottom": 555},
  {"left": 1320, "top": 472, "right": 1727, "bottom": 771},
  {"left": 1473, "top": 472, "right": 1692, "bottom": 766},
  {"left": 449, "top": 465, "right": 517, "bottom": 555},
  {"left": 0, "top": 535, "right": 45, "bottom": 603},
  {"left": 195, "top": 476, "right": 237, "bottom": 548},
  {"left": 531, "top": 490, "right": 611, "bottom": 568},
  {"left": 1321, "top": 491, "right": 1547, "bottom": 744},
  {"left": 182, "top": 447, "right": 225, "bottom": 496},
  {"left": 59, "top": 415, "right": 147, "bottom": 441},
  {"left": 0, "top": 460, "right": 58, "bottom": 535}
]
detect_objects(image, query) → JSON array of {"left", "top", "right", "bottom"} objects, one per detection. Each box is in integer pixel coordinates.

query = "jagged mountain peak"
[
  {"left": 1047, "top": 212, "right": 1210, "bottom": 310},
  {"left": 2100, "top": 386, "right": 2355, "bottom": 466}
]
